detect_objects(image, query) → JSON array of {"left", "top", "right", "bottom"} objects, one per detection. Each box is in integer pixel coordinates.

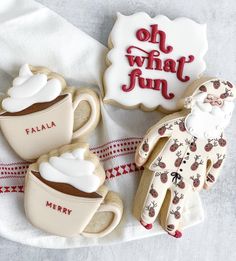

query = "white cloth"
[{"left": 0, "top": 0, "right": 204, "bottom": 248}]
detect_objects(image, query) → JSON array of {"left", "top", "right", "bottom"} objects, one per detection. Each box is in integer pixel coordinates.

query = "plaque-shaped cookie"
[{"left": 104, "top": 13, "right": 208, "bottom": 111}]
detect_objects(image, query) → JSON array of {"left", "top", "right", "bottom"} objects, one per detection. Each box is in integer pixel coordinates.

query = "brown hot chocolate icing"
[
  {"left": 1, "top": 94, "right": 67, "bottom": 116},
  {"left": 31, "top": 171, "right": 102, "bottom": 199}
]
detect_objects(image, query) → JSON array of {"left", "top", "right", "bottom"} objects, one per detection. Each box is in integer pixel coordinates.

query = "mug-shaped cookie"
[
  {"left": 24, "top": 143, "right": 123, "bottom": 237},
  {"left": 0, "top": 64, "right": 100, "bottom": 161}
]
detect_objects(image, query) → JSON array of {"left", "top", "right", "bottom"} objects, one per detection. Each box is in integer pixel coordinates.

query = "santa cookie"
[
  {"left": 104, "top": 13, "right": 207, "bottom": 111},
  {"left": 133, "top": 78, "right": 235, "bottom": 238},
  {"left": 24, "top": 143, "right": 123, "bottom": 237},
  {"left": 0, "top": 64, "right": 100, "bottom": 161}
]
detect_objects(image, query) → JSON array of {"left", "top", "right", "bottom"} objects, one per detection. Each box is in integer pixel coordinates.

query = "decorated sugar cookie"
[
  {"left": 104, "top": 13, "right": 208, "bottom": 111},
  {"left": 24, "top": 143, "right": 123, "bottom": 237},
  {"left": 0, "top": 64, "right": 100, "bottom": 161},
  {"left": 133, "top": 78, "right": 235, "bottom": 238}
]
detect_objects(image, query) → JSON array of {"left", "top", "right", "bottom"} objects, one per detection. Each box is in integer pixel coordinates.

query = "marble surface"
[{"left": 0, "top": 0, "right": 236, "bottom": 260}]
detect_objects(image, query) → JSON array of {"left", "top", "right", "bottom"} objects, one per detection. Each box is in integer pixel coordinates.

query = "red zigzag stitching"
[{"left": 0, "top": 138, "right": 144, "bottom": 193}]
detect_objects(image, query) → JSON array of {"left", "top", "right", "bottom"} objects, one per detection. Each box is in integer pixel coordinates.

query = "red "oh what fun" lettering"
[
  {"left": 121, "top": 24, "right": 195, "bottom": 100},
  {"left": 136, "top": 24, "right": 173, "bottom": 54}
]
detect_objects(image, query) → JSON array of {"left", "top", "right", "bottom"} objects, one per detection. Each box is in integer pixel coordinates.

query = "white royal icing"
[
  {"left": 185, "top": 92, "right": 234, "bottom": 139},
  {"left": 2, "top": 64, "right": 62, "bottom": 112},
  {"left": 39, "top": 148, "right": 100, "bottom": 193},
  {"left": 104, "top": 13, "right": 208, "bottom": 111}
]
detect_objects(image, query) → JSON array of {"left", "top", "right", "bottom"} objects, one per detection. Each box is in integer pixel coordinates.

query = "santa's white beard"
[{"left": 185, "top": 93, "right": 234, "bottom": 139}]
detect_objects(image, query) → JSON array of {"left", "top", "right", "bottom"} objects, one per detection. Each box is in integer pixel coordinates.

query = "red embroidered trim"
[
  {"left": 90, "top": 137, "right": 141, "bottom": 160},
  {"left": 0, "top": 176, "right": 25, "bottom": 179},
  {"left": 0, "top": 138, "right": 144, "bottom": 193},
  {"left": 0, "top": 162, "right": 143, "bottom": 193},
  {"left": 0, "top": 162, "right": 143, "bottom": 180},
  {"left": 105, "top": 162, "right": 143, "bottom": 179},
  {"left": 0, "top": 162, "right": 30, "bottom": 166},
  {"left": 0, "top": 185, "right": 24, "bottom": 193},
  {"left": 0, "top": 164, "right": 28, "bottom": 177},
  {"left": 90, "top": 137, "right": 142, "bottom": 150}
]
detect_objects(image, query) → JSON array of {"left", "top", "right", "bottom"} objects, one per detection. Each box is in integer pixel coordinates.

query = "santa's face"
[
  {"left": 204, "top": 94, "right": 224, "bottom": 107},
  {"left": 185, "top": 92, "right": 234, "bottom": 139}
]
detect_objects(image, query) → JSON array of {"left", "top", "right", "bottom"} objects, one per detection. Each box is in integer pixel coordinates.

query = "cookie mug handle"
[
  {"left": 82, "top": 193, "right": 123, "bottom": 238},
  {"left": 72, "top": 91, "right": 99, "bottom": 139}
]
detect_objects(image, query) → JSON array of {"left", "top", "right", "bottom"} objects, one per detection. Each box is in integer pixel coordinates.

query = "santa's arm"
[
  {"left": 135, "top": 118, "right": 174, "bottom": 167},
  {"left": 204, "top": 146, "right": 227, "bottom": 190}
]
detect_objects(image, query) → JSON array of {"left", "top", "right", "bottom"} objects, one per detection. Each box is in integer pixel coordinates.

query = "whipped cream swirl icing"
[
  {"left": 2, "top": 64, "right": 62, "bottom": 112},
  {"left": 39, "top": 148, "right": 100, "bottom": 193}
]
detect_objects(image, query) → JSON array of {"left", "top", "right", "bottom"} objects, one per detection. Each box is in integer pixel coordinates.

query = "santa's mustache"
[
  {"left": 185, "top": 92, "right": 234, "bottom": 139},
  {"left": 193, "top": 92, "right": 234, "bottom": 118}
]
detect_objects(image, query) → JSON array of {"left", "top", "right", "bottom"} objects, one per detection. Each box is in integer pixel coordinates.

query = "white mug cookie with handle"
[
  {"left": 24, "top": 143, "right": 123, "bottom": 238},
  {"left": 0, "top": 64, "right": 100, "bottom": 161}
]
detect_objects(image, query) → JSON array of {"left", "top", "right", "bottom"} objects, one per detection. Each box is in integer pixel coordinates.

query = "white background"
[{"left": 0, "top": 0, "right": 235, "bottom": 260}]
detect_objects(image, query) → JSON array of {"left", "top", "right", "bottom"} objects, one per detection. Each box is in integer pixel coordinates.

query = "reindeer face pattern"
[
  {"left": 199, "top": 85, "right": 207, "bottom": 92},
  {"left": 158, "top": 123, "right": 173, "bottom": 135},
  {"left": 149, "top": 185, "right": 158, "bottom": 198},
  {"left": 166, "top": 224, "right": 175, "bottom": 231},
  {"left": 223, "top": 81, "right": 233, "bottom": 88},
  {"left": 155, "top": 171, "right": 168, "bottom": 183},
  {"left": 172, "top": 191, "right": 184, "bottom": 204},
  {"left": 152, "top": 157, "right": 166, "bottom": 169},
  {"left": 191, "top": 155, "right": 204, "bottom": 171},
  {"left": 174, "top": 119, "right": 186, "bottom": 132},
  {"left": 148, "top": 130, "right": 226, "bottom": 190},
  {"left": 185, "top": 138, "right": 197, "bottom": 152},
  {"left": 211, "top": 80, "right": 221, "bottom": 89},
  {"left": 170, "top": 207, "right": 181, "bottom": 219},
  {"left": 204, "top": 139, "right": 218, "bottom": 152},
  {"left": 139, "top": 113, "right": 228, "bottom": 235},
  {"left": 146, "top": 117, "right": 227, "bottom": 194},
  {"left": 220, "top": 88, "right": 233, "bottom": 99},
  {"left": 206, "top": 173, "right": 215, "bottom": 183},
  {"left": 177, "top": 180, "right": 185, "bottom": 189},
  {"left": 217, "top": 134, "right": 227, "bottom": 147},
  {"left": 175, "top": 151, "right": 183, "bottom": 167},
  {"left": 142, "top": 139, "right": 149, "bottom": 152},
  {"left": 145, "top": 201, "right": 158, "bottom": 217},
  {"left": 213, "top": 154, "right": 225, "bottom": 168},
  {"left": 190, "top": 174, "right": 201, "bottom": 187},
  {"left": 170, "top": 139, "right": 183, "bottom": 152}
]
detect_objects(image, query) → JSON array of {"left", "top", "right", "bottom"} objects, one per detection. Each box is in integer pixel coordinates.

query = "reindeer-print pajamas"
[
  {"left": 141, "top": 170, "right": 190, "bottom": 234},
  {"left": 138, "top": 116, "right": 226, "bottom": 234}
]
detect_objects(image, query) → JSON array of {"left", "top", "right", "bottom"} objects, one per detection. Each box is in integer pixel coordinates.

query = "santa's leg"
[
  {"left": 138, "top": 170, "right": 170, "bottom": 230},
  {"left": 159, "top": 184, "right": 191, "bottom": 238}
]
